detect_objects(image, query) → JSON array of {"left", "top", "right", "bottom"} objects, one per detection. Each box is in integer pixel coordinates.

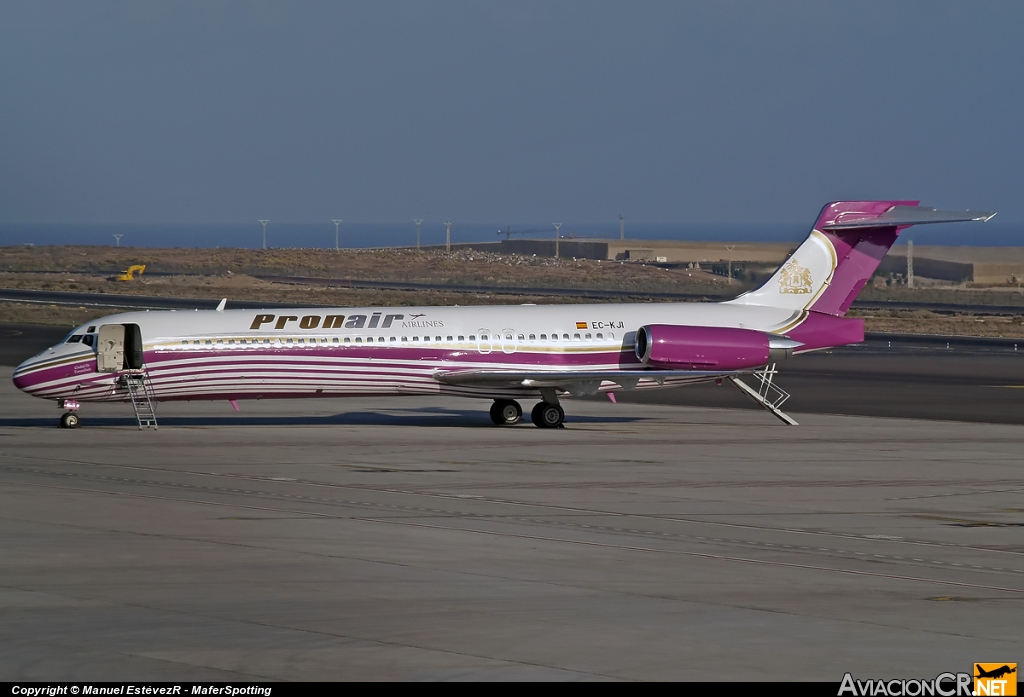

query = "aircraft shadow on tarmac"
[{"left": 0, "top": 407, "right": 645, "bottom": 429}]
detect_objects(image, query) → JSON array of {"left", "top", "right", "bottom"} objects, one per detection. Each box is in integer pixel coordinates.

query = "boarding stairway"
[
  {"left": 729, "top": 363, "right": 798, "bottom": 426},
  {"left": 120, "top": 371, "right": 158, "bottom": 430}
]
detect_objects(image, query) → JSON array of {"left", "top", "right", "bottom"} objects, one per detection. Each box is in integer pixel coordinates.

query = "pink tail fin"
[
  {"left": 808, "top": 200, "right": 917, "bottom": 316},
  {"left": 728, "top": 201, "right": 995, "bottom": 318}
]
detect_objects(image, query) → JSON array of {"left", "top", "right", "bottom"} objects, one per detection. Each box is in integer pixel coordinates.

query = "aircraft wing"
[{"left": 433, "top": 368, "right": 736, "bottom": 394}]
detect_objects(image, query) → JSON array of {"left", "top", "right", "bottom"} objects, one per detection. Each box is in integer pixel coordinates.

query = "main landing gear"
[
  {"left": 489, "top": 399, "right": 523, "bottom": 425},
  {"left": 531, "top": 401, "right": 564, "bottom": 429},
  {"left": 488, "top": 399, "right": 565, "bottom": 429}
]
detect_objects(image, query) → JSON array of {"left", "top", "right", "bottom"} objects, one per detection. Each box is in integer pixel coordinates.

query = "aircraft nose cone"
[
  {"left": 13, "top": 360, "right": 36, "bottom": 392},
  {"left": 12, "top": 354, "right": 48, "bottom": 393}
]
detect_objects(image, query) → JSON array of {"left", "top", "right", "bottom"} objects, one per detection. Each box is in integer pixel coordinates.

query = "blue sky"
[{"left": 1, "top": 1, "right": 1021, "bottom": 224}]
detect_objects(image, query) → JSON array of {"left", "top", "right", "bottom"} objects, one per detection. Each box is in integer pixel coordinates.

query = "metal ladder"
[
  {"left": 121, "top": 371, "right": 158, "bottom": 430},
  {"left": 729, "top": 363, "right": 799, "bottom": 426}
]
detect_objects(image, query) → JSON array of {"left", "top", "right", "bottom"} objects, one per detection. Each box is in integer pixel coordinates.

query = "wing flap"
[{"left": 433, "top": 368, "right": 736, "bottom": 391}]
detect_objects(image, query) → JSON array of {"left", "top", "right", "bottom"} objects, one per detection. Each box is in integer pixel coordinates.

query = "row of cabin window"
[{"left": 178, "top": 332, "right": 616, "bottom": 347}]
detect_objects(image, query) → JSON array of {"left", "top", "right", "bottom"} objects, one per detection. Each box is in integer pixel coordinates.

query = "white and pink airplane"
[{"left": 13, "top": 201, "right": 994, "bottom": 429}]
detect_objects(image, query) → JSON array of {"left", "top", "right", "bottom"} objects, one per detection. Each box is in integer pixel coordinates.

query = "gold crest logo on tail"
[{"left": 779, "top": 259, "right": 813, "bottom": 294}]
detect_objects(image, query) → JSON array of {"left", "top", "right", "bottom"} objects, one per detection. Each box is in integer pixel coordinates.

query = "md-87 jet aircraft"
[{"left": 13, "top": 201, "right": 995, "bottom": 430}]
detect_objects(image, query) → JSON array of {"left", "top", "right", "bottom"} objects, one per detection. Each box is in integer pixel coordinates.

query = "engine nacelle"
[{"left": 634, "top": 324, "right": 799, "bottom": 370}]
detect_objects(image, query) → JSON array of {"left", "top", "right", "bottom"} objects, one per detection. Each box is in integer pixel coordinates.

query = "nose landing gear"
[
  {"left": 58, "top": 399, "right": 81, "bottom": 429},
  {"left": 489, "top": 399, "right": 523, "bottom": 425}
]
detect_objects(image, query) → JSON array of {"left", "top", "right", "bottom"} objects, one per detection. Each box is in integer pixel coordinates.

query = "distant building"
[{"left": 881, "top": 246, "right": 1024, "bottom": 285}]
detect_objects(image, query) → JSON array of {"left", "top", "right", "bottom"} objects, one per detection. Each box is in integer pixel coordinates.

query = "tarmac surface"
[
  {"left": 1, "top": 360, "right": 1023, "bottom": 680},
  {"left": 617, "top": 340, "right": 1024, "bottom": 426}
]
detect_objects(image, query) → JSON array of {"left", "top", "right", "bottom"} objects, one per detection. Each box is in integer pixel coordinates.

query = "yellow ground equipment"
[{"left": 113, "top": 264, "right": 146, "bottom": 282}]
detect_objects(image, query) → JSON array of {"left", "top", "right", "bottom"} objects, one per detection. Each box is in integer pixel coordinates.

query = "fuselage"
[
  {"left": 13, "top": 299, "right": 804, "bottom": 404},
  {"left": 14, "top": 201, "right": 992, "bottom": 421}
]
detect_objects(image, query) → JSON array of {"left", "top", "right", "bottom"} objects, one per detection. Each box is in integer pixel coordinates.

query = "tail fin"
[{"left": 727, "top": 201, "right": 995, "bottom": 317}]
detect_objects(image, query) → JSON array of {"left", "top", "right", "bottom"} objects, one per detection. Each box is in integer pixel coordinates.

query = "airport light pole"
[
  {"left": 907, "top": 238, "right": 914, "bottom": 288},
  {"left": 444, "top": 220, "right": 452, "bottom": 254},
  {"left": 619, "top": 214, "right": 625, "bottom": 240},
  {"left": 414, "top": 219, "right": 423, "bottom": 249},
  {"left": 112, "top": 234, "right": 122, "bottom": 247},
  {"left": 259, "top": 220, "right": 269, "bottom": 250},
  {"left": 332, "top": 219, "right": 342, "bottom": 251},
  {"left": 553, "top": 223, "right": 562, "bottom": 259},
  {"left": 726, "top": 245, "right": 735, "bottom": 280}
]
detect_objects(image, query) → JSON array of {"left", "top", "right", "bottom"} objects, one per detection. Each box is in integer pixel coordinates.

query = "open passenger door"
[
  {"left": 96, "top": 325, "right": 125, "bottom": 372},
  {"left": 96, "top": 323, "right": 144, "bottom": 372}
]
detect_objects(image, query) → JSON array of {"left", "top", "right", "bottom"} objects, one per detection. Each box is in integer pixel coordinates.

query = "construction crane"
[{"left": 111, "top": 264, "right": 146, "bottom": 282}]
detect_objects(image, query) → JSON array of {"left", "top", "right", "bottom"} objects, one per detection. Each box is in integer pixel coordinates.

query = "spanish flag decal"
[{"left": 576, "top": 322, "right": 588, "bottom": 330}]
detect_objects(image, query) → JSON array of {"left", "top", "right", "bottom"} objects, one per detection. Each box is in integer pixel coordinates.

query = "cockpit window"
[
  {"left": 87, "top": 326, "right": 96, "bottom": 333},
  {"left": 82, "top": 335, "right": 95, "bottom": 347},
  {"left": 66, "top": 335, "right": 82, "bottom": 343}
]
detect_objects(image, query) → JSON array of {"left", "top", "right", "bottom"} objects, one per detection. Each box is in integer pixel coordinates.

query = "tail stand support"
[
  {"left": 120, "top": 371, "right": 158, "bottom": 430},
  {"left": 728, "top": 363, "right": 799, "bottom": 426}
]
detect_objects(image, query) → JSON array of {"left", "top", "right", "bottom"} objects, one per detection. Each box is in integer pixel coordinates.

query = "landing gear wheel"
[
  {"left": 531, "top": 402, "right": 564, "bottom": 429},
  {"left": 489, "top": 399, "right": 522, "bottom": 425},
  {"left": 60, "top": 412, "right": 79, "bottom": 429}
]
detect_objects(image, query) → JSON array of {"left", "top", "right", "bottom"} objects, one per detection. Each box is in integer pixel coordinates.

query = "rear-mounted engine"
[{"left": 634, "top": 324, "right": 801, "bottom": 370}]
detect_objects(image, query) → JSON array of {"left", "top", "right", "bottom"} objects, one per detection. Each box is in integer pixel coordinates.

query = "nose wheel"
[
  {"left": 57, "top": 399, "right": 81, "bottom": 429},
  {"left": 489, "top": 399, "right": 523, "bottom": 425},
  {"left": 531, "top": 402, "right": 564, "bottom": 429}
]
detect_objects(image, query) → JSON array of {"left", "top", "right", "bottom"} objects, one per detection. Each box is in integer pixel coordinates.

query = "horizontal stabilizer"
[{"left": 821, "top": 205, "right": 996, "bottom": 230}]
